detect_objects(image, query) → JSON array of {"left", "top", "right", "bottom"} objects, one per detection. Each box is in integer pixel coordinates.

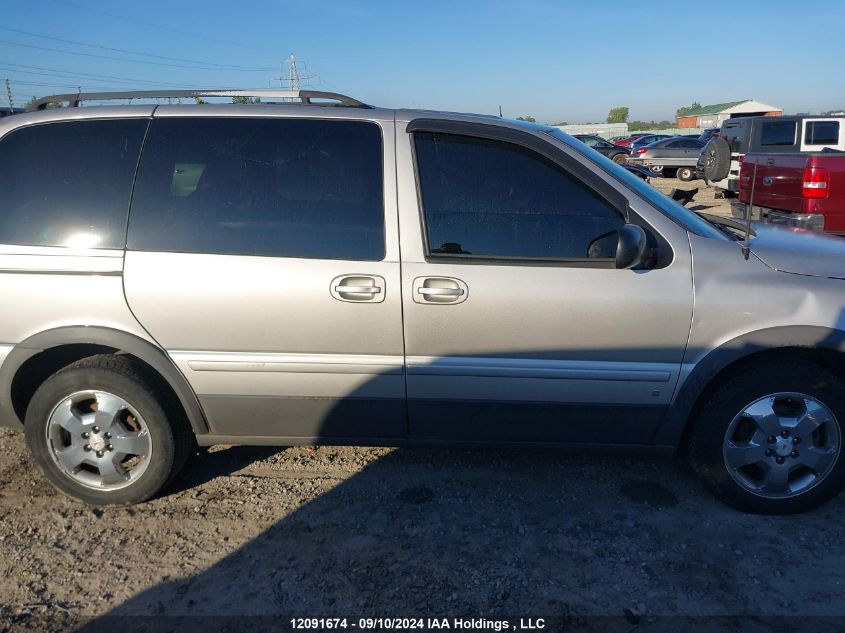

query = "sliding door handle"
[
  {"left": 334, "top": 285, "right": 382, "bottom": 294},
  {"left": 330, "top": 275, "right": 386, "bottom": 303}
]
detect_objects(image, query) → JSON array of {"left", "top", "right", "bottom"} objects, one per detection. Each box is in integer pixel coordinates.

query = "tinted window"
[
  {"left": 666, "top": 140, "right": 684, "bottom": 148},
  {"left": 805, "top": 121, "right": 839, "bottom": 145},
  {"left": 0, "top": 119, "right": 147, "bottom": 249},
  {"left": 678, "top": 139, "right": 704, "bottom": 148},
  {"left": 760, "top": 121, "right": 796, "bottom": 146},
  {"left": 129, "top": 118, "right": 384, "bottom": 260},
  {"left": 414, "top": 132, "right": 624, "bottom": 259}
]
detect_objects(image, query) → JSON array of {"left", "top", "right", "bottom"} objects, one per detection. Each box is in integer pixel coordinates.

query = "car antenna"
[{"left": 741, "top": 118, "right": 757, "bottom": 260}]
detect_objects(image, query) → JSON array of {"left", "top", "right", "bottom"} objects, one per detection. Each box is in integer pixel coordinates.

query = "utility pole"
[{"left": 5, "top": 79, "right": 13, "bottom": 114}]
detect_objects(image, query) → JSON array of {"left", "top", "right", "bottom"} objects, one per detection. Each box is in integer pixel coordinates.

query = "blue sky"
[{"left": 2, "top": 0, "right": 843, "bottom": 122}]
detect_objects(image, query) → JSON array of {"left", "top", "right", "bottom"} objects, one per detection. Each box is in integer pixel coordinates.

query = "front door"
[
  {"left": 123, "top": 111, "right": 405, "bottom": 441},
  {"left": 397, "top": 120, "right": 694, "bottom": 444}
]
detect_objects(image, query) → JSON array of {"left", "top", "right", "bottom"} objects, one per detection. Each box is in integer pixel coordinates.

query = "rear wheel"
[
  {"left": 677, "top": 166, "right": 695, "bottom": 181},
  {"left": 687, "top": 361, "right": 845, "bottom": 514},
  {"left": 611, "top": 153, "right": 628, "bottom": 164},
  {"left": 25, "top": 355, "right": 192, "bottom": 506}
]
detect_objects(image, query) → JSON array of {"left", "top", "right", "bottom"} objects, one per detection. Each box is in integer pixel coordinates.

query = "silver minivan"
[{"left": 2, "top": 89, "right": 845, "bottom": 514}]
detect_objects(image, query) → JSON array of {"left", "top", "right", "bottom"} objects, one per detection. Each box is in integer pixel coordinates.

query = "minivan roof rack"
[{"left": 25, "top": 89, "right": 369, "bottom": 111}]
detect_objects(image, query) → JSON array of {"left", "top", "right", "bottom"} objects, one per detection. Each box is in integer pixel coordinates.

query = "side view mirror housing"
[{"left": 615, "top": 224, "right": 649, "bottom": 269}]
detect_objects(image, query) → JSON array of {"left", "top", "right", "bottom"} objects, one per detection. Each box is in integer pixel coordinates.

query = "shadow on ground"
[{"left": 76, "top": 444, "right": 845, "bottom": 630}]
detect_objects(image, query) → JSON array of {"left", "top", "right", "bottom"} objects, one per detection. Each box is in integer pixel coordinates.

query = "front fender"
[{"left": 653, "top": 325, "right": 845, "bottom": 447}]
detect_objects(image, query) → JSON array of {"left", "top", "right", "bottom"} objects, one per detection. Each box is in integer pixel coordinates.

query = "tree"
[
  {"left": 606, "top": 107, "right": 629, "bottom": 123},
  {"left": 675, "top": 101, "right": 701, "bottom": 118},
  {"left": 553, "top": 121, "right": 569, "bottom": 126},
  {"left": 25, "top": 95, "right": 62, "bottom": 109},
  {"left": 232, "top": 96, "right": 261, "bottom": 104},
  {"left": 516, "top": 115, "right": 536, "bottom": 122},
  {"left": 628, "top": 119, "right": 675, "bottom": 132},
  {"left": 194, "top": 97, "right": 208, "bottom": 105}
]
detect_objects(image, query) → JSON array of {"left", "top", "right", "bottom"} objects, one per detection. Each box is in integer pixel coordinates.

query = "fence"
[
  {"left": 599, "top": 128, "right": 703, "bottom": 140},
  {"left": 554, "top": 125, "right": 704, "bottom": 140}
]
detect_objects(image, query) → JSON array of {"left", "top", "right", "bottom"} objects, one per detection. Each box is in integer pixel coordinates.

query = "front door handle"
[
  {"left": 330, "top": 275, "right": 386, "bottom": 303},
  {"left": 412, "top": 276, "right": 468, "bottom": 305},
  {"left": 417, "top": 287, "right": 464, "bottom": 297}
]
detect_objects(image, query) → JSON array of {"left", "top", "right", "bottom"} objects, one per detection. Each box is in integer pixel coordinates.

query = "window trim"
[
  {"left": 125, "top": 116, "right": 388, "bottom": 262},
  {"left": 407, "top": 119, "right": 629, "bottom": 268}
]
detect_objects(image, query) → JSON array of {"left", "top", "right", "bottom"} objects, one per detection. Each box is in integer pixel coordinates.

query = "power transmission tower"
[
  {"left": 5, "top": 79, "right": 13, "bottom": 114},
  {"left": 271, "top": 54, "right": 316, "bottom": 92},
  {"left": 288, "top": 54, "right": 301, "bottom": 91}
]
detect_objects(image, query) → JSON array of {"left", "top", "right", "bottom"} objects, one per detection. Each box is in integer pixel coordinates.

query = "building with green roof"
[{"left": 677, "top": 99, "right": 782, "bottom": 128}]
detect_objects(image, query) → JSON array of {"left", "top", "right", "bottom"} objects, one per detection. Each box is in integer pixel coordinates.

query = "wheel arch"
[
  {"left": 655, "top": 325, "right": 845, "bottom": 449},
  {"left": 0, "top": 326, "right": 208, "bottom": 435}
]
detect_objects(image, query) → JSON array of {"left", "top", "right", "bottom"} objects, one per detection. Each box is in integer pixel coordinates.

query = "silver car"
[{"left": 2, "top": 89, "right": 845, "bottom": 514}]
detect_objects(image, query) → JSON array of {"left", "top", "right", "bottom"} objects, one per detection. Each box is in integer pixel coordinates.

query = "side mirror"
[{"left": 615, "top": 224, "right": 649, "bottom": 269}]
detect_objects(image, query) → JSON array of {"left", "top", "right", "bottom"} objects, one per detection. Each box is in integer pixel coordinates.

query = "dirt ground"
[
  {"left": 650, "top": 177, "right": 733, "bottom": 219},
  {"left": 2, "top": 425, "right": 845, "bottom": 632}
]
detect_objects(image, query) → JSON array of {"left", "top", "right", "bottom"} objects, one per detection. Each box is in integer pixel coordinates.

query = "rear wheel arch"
[
  {"left": 655, "top": 326, "right": 845, "bottom": 449},
  {"left": 0, "top": 326, "right": 208, "bottom": 436}
]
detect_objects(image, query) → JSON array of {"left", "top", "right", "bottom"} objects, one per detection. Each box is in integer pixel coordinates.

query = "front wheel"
[
  {"left": 687, "top": 360, "right": 845, "bottom": 514},
  {"left": 611, "top": 153, "right": 628, "bottom": 165},
  {"left": 25, "top": 355, "right": 192, "bottom": 506}
]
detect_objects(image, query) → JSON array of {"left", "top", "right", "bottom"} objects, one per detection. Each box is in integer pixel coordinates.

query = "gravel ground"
[{"left": 1, "top": 424, "right": 845, "bottom": 631}]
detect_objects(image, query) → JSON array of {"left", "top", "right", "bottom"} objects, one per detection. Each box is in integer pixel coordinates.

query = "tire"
[
  {"left": 687, "top": 360, "right": 845, "bottom": 514},
  {"left": 24, "top": 354, "right": 192, "bottom": 506},
  {"left": 677, "top": 167, "right": 695, "bottom": 182},
  {"left": 611, "top": 152, "right": 628, "bottom": 165},
  {"left": 703, "top": 138, "right": 730, "bottom": 182}
]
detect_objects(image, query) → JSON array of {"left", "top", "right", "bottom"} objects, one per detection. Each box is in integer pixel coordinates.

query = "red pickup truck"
[{"left": 738, "top": 152, "right": 845, "bottom": 234}]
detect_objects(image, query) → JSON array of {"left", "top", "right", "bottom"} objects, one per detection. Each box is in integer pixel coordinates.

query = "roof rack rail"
[{"left": 25, "top": 89, "right": 369, "bottom": 111}]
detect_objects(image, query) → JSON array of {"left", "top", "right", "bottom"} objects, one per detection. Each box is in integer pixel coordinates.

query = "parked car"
[
  {"left": 629, "top": 134, "right": 673, "bottom": 154},
  {"left": 613, "top": 133, "right": 649, "bottom": 147},
  {"left": 573, "top": 134, "right": 631, "bottom": 164},
  {"left": 627, "top": 136, "right": 705, "bottom": 181},
  {"left": 699, "top": 116, "right": 845, "bottom": 196},
  {"left": 736, "top": 150, "right": 845, "bottom": 233},
  {"left": 3, "top": 89, "right": 845, "bottom": 514}
]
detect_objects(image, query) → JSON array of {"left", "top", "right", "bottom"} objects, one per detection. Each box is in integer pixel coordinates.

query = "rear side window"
[
  {"left": 128, "top": 118, "right": 384, "bottom": 260},
  {"left": 805, "top": 121, "right": 839, "bottom": 146},
  {"left": 0, "top": 119, "right": 147, "bottom": 249},
  {"left": 414, "top": 132, "right": 624, "bottom": 260},
  {"left": 760, "top": 121, "right": 797, "bottom": 146}
]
